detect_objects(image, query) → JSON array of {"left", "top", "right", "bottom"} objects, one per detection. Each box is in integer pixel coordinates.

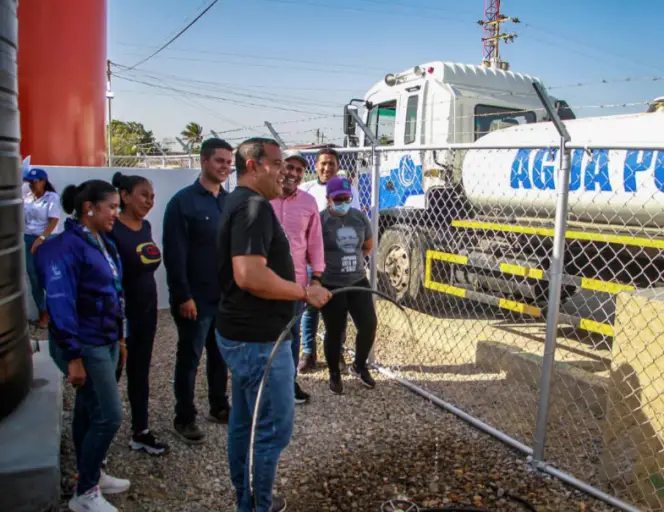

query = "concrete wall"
[{"left": 24, "top": 165, "right": 239, "bottom": 319}]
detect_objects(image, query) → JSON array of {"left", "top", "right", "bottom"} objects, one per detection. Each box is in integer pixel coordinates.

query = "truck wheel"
[{"left": 377, "top": 226, "right": 427, "bottom": 303}]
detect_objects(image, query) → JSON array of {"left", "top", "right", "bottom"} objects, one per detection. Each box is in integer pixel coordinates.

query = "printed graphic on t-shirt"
[
  {"left": 137, "top": 242, "right": 162, "bottom": 265},
  {"left": 336, "top": 226, "right": 359, "bottom": 273}
]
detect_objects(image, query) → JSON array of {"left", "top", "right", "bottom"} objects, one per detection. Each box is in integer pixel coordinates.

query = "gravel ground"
[{"left": 31, "top": 311, "right": 616, "bottom": 512}]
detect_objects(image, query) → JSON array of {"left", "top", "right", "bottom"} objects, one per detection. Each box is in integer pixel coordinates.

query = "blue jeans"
[
  {"left": 291, "top": 301, "right": 303, "bottom": 378},
  {"left": 49, "top": 338, "right": 123, "bottom": 495},
  {"left": 216, "top": 333, "right": 295, "bottom": 512},
  {"left": 173, "top": 303, "right": 229, "bottom": 425},
  {"left": 24, "top": 234, "right": 46, "bottom": 312}
]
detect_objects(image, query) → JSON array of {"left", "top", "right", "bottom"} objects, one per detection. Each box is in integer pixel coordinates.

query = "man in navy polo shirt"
[{"left": 163, "top": 138, "right": 233, "bottom": 444}]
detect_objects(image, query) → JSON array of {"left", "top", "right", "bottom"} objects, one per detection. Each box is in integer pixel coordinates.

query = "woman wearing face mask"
[
  {"left": 23, "top": 168, "right": 60, "bottom": 328},
  {"left": 35, "top": 180, "right": 130, "bottom": 512},
  {"left": 319, "top": 176, "right": 377, "bottom": 395},
  {"left": 109, "top": 172, "right": 169, "bottom": 456}
]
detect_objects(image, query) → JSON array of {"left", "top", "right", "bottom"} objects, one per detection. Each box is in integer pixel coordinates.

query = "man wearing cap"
[{"left": 270, "top": 150, "right": 325, "bottom": 404}]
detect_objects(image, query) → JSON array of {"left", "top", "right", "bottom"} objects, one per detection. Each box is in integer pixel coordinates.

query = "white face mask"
[{"left": 22, "top": 182, "right": 31, "bottom": 197}]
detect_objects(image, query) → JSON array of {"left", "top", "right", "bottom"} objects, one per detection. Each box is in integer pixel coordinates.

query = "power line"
[
  {"left": 114, "top": 75, "right": 339, "bottom": 116},
  {"left": 110, "top": 61, "right": 364, "bottom": 92},
  {"left": 521, "top": 23, "right": 663, "bottom": 75},
  {"left": 115, "top": 42, "right": 386, "bottom": 73},
  {"left": 125, "top": 0, "right": 220, "bottom": 71},
  {"left": 255, "top": 0, "right": 474, "bottom": 23},
  {"left": 113, "top": 66, "right": 344, "bottom": 109},
  {"left": 116, "top": 52, "right": 379, "bottom": 76}
]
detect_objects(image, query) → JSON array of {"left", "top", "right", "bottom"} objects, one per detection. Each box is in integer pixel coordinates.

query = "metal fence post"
[
  {"left": 369, "top": 145, "right": 380, "bottom": 290},
  {"left": 530, "top": 82, "right": 573, "bottom": 463}
]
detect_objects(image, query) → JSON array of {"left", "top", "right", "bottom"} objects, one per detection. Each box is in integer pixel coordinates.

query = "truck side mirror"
[{"left": 343, "top": 105, "right": 357, "bottom": 137}]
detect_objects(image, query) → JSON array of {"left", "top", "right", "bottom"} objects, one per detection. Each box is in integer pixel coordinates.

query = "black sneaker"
[
  {"left": 173, "top": 420, "right": 205, "bottom": 445},
  {"left": 130, "top": 430, "right": 170, "bottom": 455},
  {"left": 349, "top": 363, "right": 376, "bottom": 389},
  {"left": 329, "top": 373, "right": 343, "bottom": 395},
  {"left": 294, "top": 382, "right": 310, "bottom": 404},
  {"left": 206, "top": 408, "right": 230, "bottom": 424},
  {"left": 270, "top": 494, "right": 287, "bottom": 512}
]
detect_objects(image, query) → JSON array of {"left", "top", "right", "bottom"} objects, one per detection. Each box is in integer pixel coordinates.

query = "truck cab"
[{"left": 346, "top": 61, "right": 574, "bottom": 211}]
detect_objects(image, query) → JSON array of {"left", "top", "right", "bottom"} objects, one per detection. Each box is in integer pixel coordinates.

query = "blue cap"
[{"left": 24, "top": 168, "right": 48, "bottom": 182}]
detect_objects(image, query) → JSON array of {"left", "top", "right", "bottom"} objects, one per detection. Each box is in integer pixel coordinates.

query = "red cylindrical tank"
[{"left": 17, "top": 0, "right": 107, "bottom": 167}]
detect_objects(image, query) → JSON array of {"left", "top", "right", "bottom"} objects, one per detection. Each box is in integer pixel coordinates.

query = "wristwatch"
[
  {"left": 310, "top": 275, "right": 321, "bottom": 284},
  {"left": 38, "top": 235, "right": 46, "bottom": 241}
]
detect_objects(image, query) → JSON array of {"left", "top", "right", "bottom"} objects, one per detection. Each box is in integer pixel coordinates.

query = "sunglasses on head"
[{"left": 332, "top": 195, "right": 352, "bottom": 204}]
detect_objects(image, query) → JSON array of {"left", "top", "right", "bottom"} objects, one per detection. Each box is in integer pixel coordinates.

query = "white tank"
[{"left": 461, "top": 112, "right": 664, "bottom": 228}]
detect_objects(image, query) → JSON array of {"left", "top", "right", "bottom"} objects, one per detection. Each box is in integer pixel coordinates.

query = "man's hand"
[
  {"left": 67, "top": 358, "right": 86, "bottom": 388},
  {"left": 179, "top": 299, "right": 197, "bottom": 321},
  {"left": 305, "top": 285, "right": 332, "bottom": 309},
  {"left": 118, "top": 340, "right": 128, "bottom": 370},
  {"left": 30, "top": 237, "right": 44, "bottom": 254},
  {"left": 309, "top": 277, "right": 322, "bottom": 287}
]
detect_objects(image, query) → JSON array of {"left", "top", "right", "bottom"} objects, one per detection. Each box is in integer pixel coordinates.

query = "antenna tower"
[{"left": 478, "top": 0, "right": 520, "bottom": 70}]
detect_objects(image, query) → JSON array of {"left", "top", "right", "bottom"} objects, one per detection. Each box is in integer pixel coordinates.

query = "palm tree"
[{"left": 181, "top": 122, "right": 203, "bottom": 150}]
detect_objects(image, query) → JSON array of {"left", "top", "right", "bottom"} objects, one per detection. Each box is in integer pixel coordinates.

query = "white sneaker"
[
  {"left": 68, "top": 486, "right": 117, "bottom": 512},
  {"left": 98, "top": 471, "right": 131, "bottom": 494}
]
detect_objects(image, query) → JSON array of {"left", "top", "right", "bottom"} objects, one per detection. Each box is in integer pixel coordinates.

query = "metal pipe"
[
  {"left": 372, "top": 363, "right": 533, "bottom": 455},
  {"left": 373, "top": 363, "right": 642, "bottom": 512},
  {"left": 566, "top": 142, "right": 664, "bottom": 150},
  {"left": 106, "top": 60, "right": 113, "bottom": 167},
  {"left": 534, "top": 461, "right": 642, "bottom": 512},
  {"left": 369, "top": 145, "right": 380, "bottom": 289},
  {"left": 264, "top": 121, "right": 287, "bottom": 150},
  {"left": 532, "top": 139, "right": 571, "bottom": 461}
]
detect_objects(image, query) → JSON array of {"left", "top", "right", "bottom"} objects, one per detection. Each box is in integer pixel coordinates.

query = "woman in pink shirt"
[{"left": 270, "top": 150, "right": 325, "bottom": 404}]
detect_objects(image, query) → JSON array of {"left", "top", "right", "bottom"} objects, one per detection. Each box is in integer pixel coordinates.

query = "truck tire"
[{"left": 377, "top": 225, "right": 427, "bottom": 303}]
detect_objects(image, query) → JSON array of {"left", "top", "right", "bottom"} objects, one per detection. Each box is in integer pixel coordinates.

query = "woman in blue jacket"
[{"left": 36, "top": 180, "right": 131, "bottom": 512}]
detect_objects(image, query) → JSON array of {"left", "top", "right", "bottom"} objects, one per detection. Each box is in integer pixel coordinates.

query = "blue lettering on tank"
[
  {"left": 655, "top": 151, "right": 664, "bottom": 193},
  {"left": 532, "top": 148, "right": 557, "bottom": 190},
  {"left": 583, "top": 149, "right": 612, "bottom": 192},
  {"left": 623, "top": 150, "right": 654, "bottom": 192},
  {"left": 569, "top": 149, "right": 583, "bottom": 192},
  {"left": 510, "top": 149, "right": 532, "bottom": 189}
]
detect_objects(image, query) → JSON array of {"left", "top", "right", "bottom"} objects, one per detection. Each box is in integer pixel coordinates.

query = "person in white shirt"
[
  {"left": 297, "top": 148, "right": 361, "bottom": 373},
  {"left": 299, "top": 148, "right": 362, "bottom": 212},
  {"left": 23, "top": 167, "right": 61, "bottom": 328}
]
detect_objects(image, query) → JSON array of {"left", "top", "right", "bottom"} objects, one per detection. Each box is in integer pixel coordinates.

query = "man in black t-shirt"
[{"left": 215, "top": 138, "right": 331, "bottom": 512}]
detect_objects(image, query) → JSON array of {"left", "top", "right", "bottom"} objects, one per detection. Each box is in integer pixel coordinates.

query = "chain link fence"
[
  {"left": 325, "top": 141, "right": 662, "bottom": 512},
  {"left": 109, "top": 154, "right": 201, "bottom": 169},
  {"left": 106, "top": 131, "right": 663, "bottom": 509}
]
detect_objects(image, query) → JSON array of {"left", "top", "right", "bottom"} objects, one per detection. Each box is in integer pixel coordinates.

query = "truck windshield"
[
  {"left": 474, "top": 104, "right": 536, "bottom": 140},
  {"left": 365, "top": 100, "right": 397, "bottom": 146}
]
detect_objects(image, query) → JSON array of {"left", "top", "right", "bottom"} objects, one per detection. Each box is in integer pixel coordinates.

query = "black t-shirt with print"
[
  {"left": 109, "top": 219, "right": 162, "bottom": 314},
  {"left": 216, "top": 186, "right": 296, "bottom": 342}
]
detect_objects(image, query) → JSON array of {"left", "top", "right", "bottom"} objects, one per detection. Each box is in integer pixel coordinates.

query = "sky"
[{"left": 108, "top": 0, "right": 664, "bottom": 147}]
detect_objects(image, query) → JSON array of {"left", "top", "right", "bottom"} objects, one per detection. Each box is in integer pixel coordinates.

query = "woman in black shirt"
[{"left": 110, "top": 172, "right": 169, "bottom": 456}]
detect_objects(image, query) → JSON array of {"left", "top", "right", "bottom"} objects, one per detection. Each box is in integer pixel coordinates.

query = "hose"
[{"left": 248, "top": 286, "right": 414, "bottom": 512}]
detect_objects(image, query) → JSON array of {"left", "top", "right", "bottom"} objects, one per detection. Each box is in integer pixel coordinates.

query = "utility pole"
[
  {"left": 478, "top": 0, "right": 519, "bottom": 70},
  {"left": 106, "top": 60, "right": 114, "bottom": 166}
]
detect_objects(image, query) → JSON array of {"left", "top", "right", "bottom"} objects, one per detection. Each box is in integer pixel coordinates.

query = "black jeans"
[
  {"left": 320, "top": 277, "right": 377, "bottom": 375},
  {"left": 116, "top": 305, "right": 158, "bottom": 433},
  {"left": 172, "top": 304, "right": 229, "bottom": 425}
]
